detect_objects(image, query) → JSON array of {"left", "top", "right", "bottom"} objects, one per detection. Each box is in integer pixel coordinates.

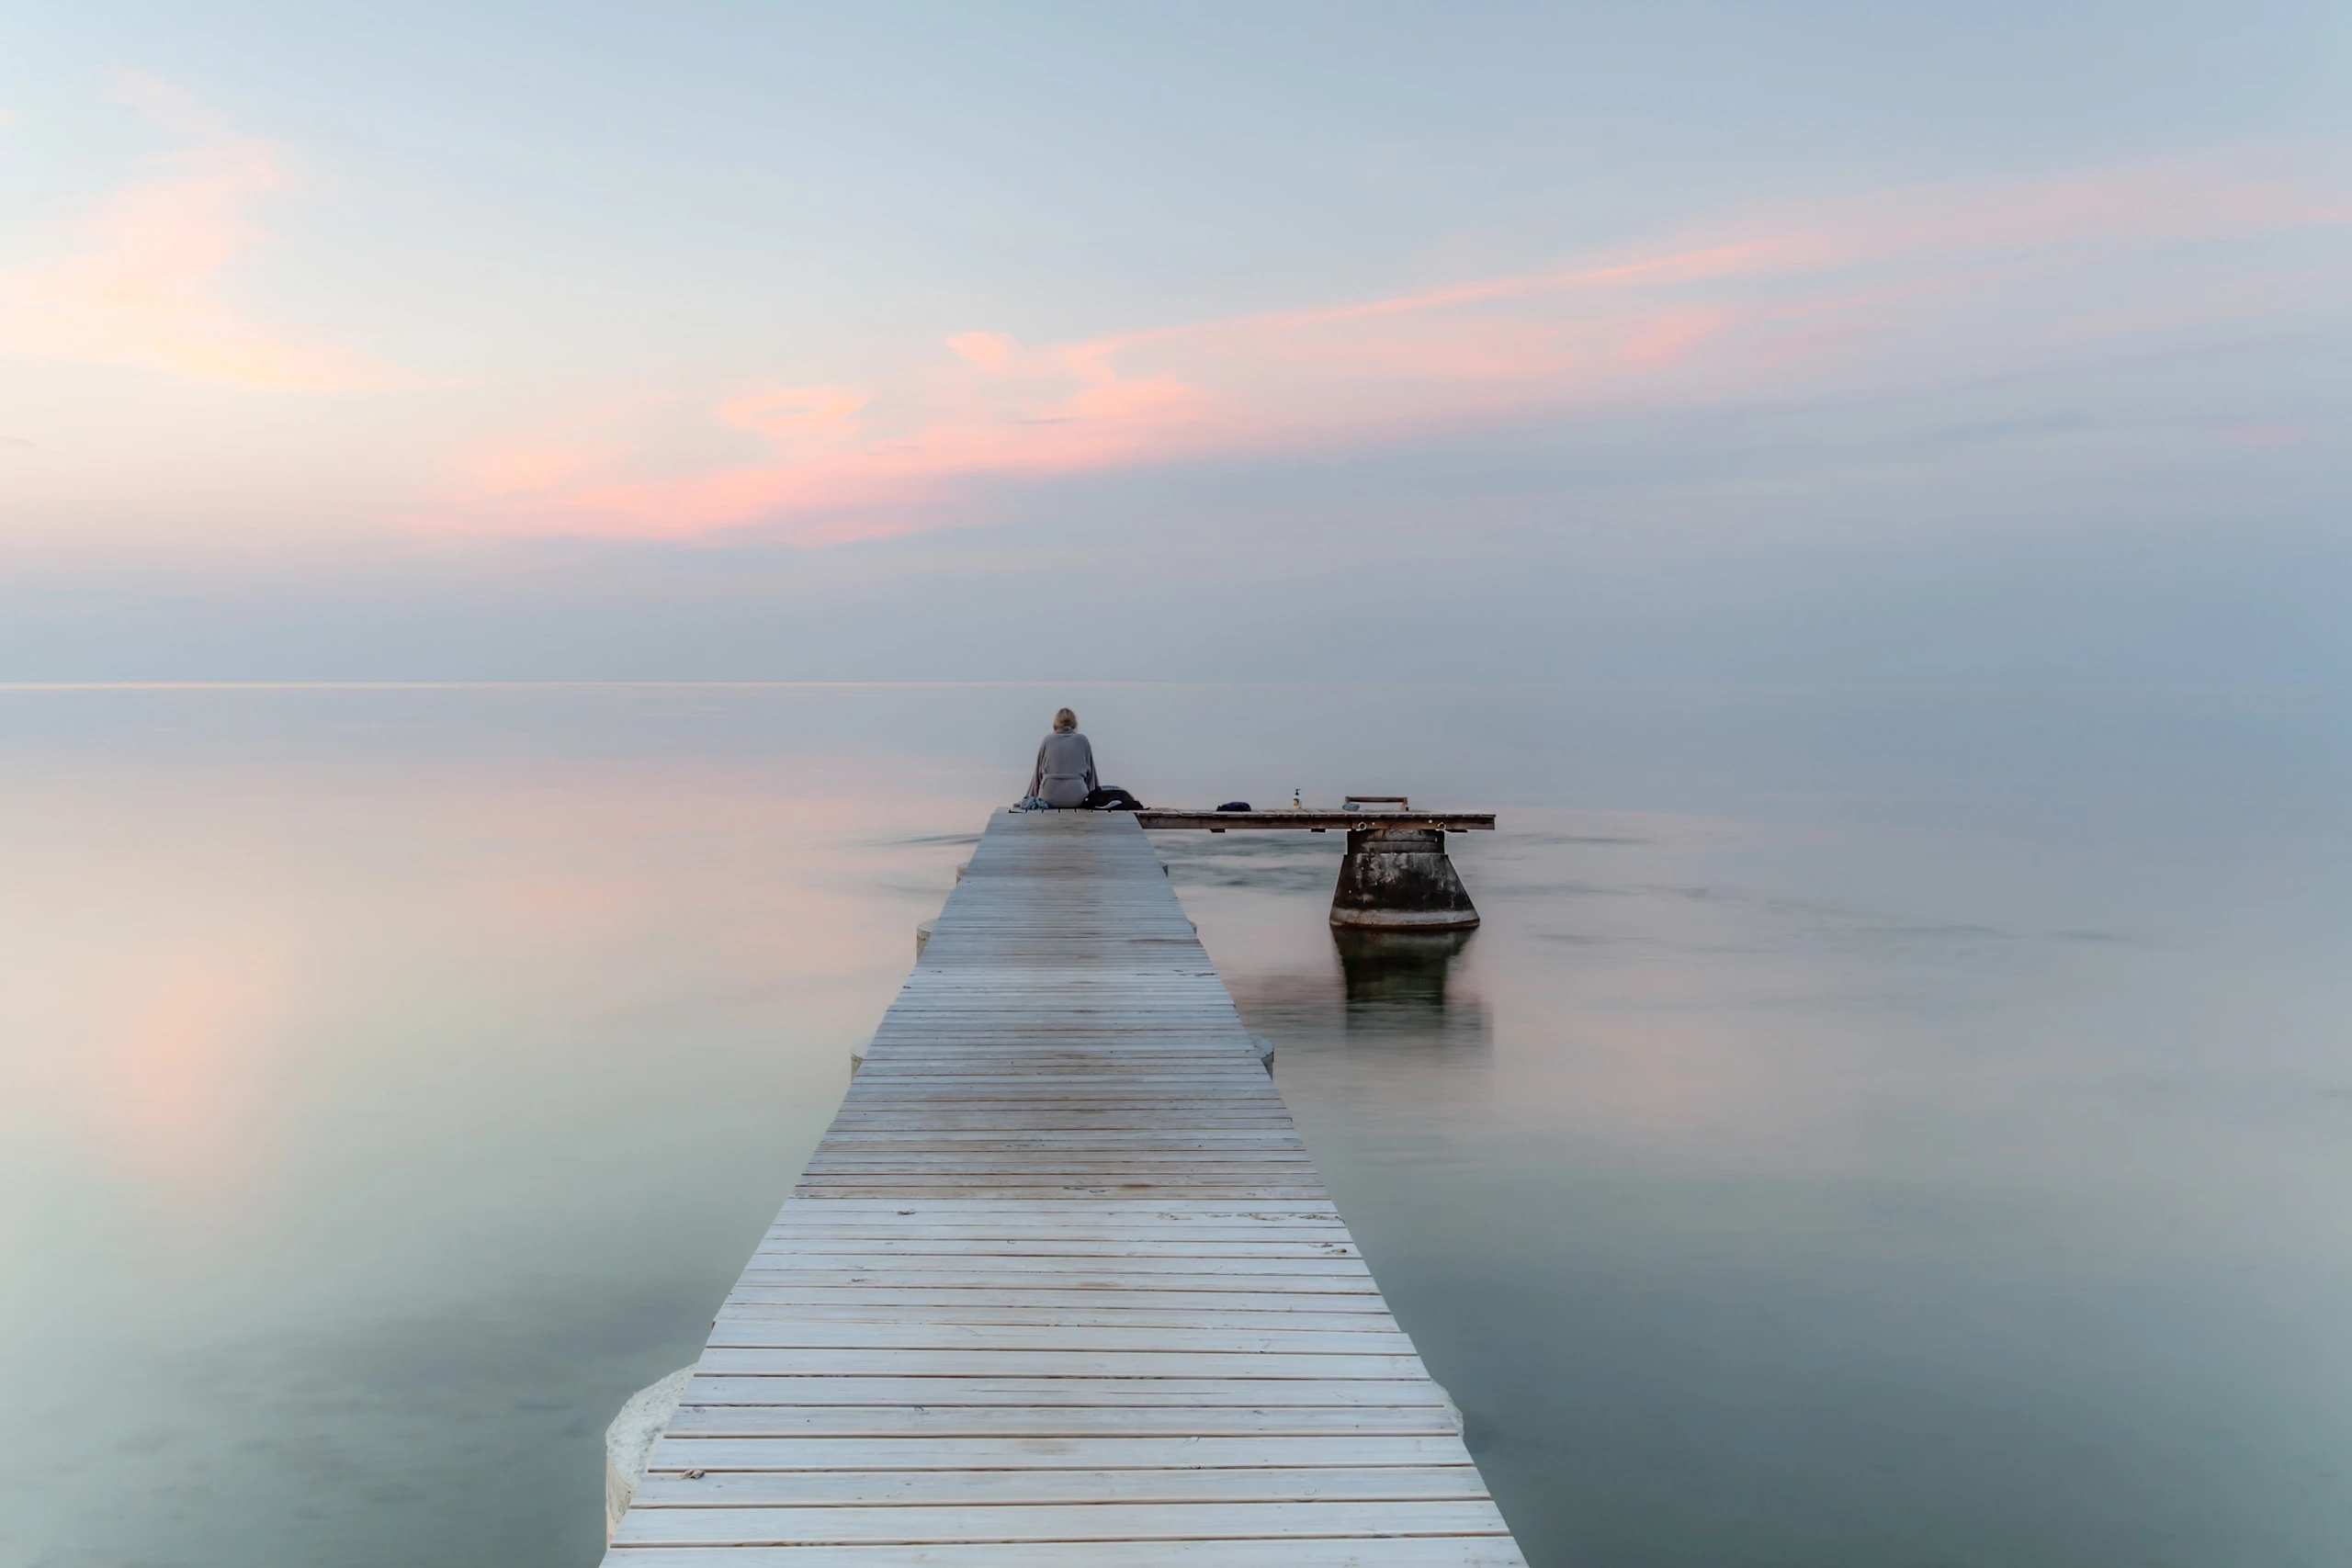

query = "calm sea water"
[{"left": 2, "top": 682, "right": 2346, "bottom": 1568}]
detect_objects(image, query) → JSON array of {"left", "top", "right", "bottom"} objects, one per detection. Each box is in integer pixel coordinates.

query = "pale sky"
[{"left": 1, "top": 2, "right": 2346, "bottom": 680}]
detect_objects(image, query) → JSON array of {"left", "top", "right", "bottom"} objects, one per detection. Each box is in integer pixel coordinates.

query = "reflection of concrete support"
[
  {"left": 1331, "top": 926, "right": 1472, "bottom": 1011},
  {"left": 1329, "top": 828, "right": 1479, "bottom": 931}
]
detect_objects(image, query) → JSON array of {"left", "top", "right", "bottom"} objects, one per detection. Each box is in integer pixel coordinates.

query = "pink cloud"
[
  {"left": 438, "top": 157, "right": 2349, "bottom": 544},
  {"left": 2223, "top": 421, "right": 2313, "bottom": 448},
  {"left": 0, "top": 73, "right": 397, "bottom": 389},
  {"left": 466, "top": 440, "right": 639, "bottom": 498},
  {"left": 945, "top": 332, "right": 1023, "bottom": 373},
  {"left": 718, "top": 384, "right": 868, "bottom": 440}
]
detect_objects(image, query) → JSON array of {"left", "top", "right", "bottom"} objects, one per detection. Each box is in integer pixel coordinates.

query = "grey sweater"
[{"left": 1028, "top": 730, "right": 1097, "bottom": 807}]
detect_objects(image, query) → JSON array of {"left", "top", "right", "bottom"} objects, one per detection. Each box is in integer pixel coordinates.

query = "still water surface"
[{"left": 1, "top": 683, "right": 2346, "bottom": 1567}]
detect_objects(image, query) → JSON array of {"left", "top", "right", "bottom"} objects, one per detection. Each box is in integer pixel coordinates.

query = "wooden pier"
[
  {"left": 1131, "top": 808, "right": 1497, "bottom": 832},
  {"left": 603, "top": 809, "right": 1525, "bottom": 1566}
]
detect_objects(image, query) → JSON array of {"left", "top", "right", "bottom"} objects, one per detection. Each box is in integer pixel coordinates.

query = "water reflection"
[
  {"left": 1330, "top": 927, "right": 1491, "bottom": 1049},
  {"left": 1222, "top": 925, "right": 1492, "bottom": 1062}
]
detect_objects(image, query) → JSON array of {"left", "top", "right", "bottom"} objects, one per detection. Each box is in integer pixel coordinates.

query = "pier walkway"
[{"left": 603, "top": 809, "right": 1525, "bottom": 1566}]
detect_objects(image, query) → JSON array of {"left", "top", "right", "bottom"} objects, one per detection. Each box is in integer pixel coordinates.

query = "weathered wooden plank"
[
  {"left": 793, "top": 1161, "right": 1319, "bottom": 1177},
  {"left": 694, "top": 1348, "right": 1428, "bottom": 1379},
  {"left": 646, "top": 1435, "right": 1477, "bottom": 1471},
  {"left": 763, "top": 1215, "right": 1345, "bottom": 1234},
  {"left": 760, "top": 1225, "right": 1340, "bottom": 1242},
  {"left": 609, "top": 1542, "right": 1527, "bottom": 1567},
  {"left": 662, "top": 1404, "right": 1467, "bottom": 1438},
  {"left": 738, "top": 1254, "right": 1374, "bottom": 1279},
  {"left": 680, "top": 1377, "right": 1448, "bottom": 1408},
  {"left": 819, "top": 1111, "right": 1302, "bottom": 1124},
  {"left": 752, "top": 1232, "right": 1346, "bottom": 1251},
  {"left": 726, "top": 1274, "right": 1383, "bottom": 1296},
  {"left": 752, "top": 1235, "right": 1347, "bottom": 1258},
  {"left": 701, "top": 1320, "right": 1410, "bottom": 1353},
  {"left": 790, "top": 1189, "right": 1345, "bottom": 1203},
  {"left": 613, "top": 1497, "right": 1515, "bottom": 1546},
  {"left": 718, "top": 1293, "right": 1399, "bottom": 1325},
  {"left": 799, "top": 1146, "right": 1317, "bottom": 1161},
  {"left": 786, "top": 1186, "right": 1339, "bottom": 1201},
  {"left": 629, "top": 1466, "right": 1487, "bottom": 1506},
  {"left": 752, "top": 1213, "right": 1345, "bottom": 1222}
]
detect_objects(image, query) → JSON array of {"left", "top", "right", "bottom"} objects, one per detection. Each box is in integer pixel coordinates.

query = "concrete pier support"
[
  {"left": 605, "top": 1366, "right": 693, "bottom": 1542},
  {"left": 1329, "top": 827, "right": 1480, "bottom": 931}
]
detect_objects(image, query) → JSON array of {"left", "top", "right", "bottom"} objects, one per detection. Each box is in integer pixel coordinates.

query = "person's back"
[{"left": 1029, "top": 710, "right": 1096, "bottom": 807}]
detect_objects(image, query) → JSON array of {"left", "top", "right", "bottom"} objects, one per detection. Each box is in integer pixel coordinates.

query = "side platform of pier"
[{"left": 603, "top": 809, "right": 1525, "bottom": 1566}]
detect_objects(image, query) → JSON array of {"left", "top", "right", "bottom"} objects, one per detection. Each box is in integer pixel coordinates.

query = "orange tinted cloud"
[
  {"left": 441, "top": 158, "right": 2348, "bottom": 543},
  {"left": 0, "top": 74, "right": 396, "bottom": 389},
  {"left": 466, "top": 440, "right": 639, "bottom": 497}
]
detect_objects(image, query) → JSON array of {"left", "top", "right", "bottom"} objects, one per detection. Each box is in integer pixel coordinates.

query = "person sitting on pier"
[{"left": 1026, "top": 708, "right": 1144, "bottom": 810}]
